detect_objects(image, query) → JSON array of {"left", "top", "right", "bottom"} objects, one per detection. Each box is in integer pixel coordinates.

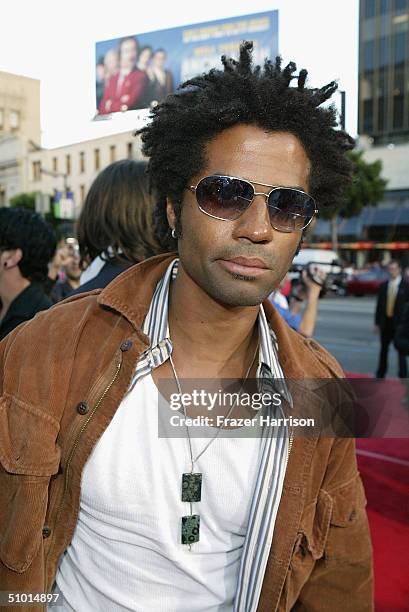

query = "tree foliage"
[
  {"left": 320, "top": 150, "right": 387, "bottom": 220},
  {"left": 9, "top": 192, "right": 36, "bottom": 211}
]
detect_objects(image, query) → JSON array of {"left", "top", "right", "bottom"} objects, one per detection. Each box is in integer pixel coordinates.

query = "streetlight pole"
[
  {"left": 40, "top": 167, "right": 68, "bottom": 196},
  {"left": 340, "top": 90, "right": 346, "bottom": 131}
]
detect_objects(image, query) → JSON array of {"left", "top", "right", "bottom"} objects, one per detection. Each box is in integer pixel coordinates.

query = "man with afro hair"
[{"left": 0, "top": 42, "right": 372, "bottom": 611}]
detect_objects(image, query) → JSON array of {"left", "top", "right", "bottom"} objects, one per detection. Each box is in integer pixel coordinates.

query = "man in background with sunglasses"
[{"left": 0, "top": 42, "right": 372, "bottom": 611}]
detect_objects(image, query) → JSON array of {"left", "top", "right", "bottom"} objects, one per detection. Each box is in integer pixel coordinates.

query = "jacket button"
[
  {"left": 77, "top": 401, "right": 89, "bottom": 415},
  {"left": 120, "top": 339, "right": 133, "bottom": 352},
  {"left": 42, "top": 526, "right": 51, "bottom": 538}
]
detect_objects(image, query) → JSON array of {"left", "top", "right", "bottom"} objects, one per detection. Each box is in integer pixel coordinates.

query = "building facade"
[
  {"left": 26, "top": 131, "right": 144, "bottom": 218},
  {"left": 309, "top": 0, "right": 409, "bottom": 265},
  {"left": 0, "top": 71, "right": 41, "bottom": 205},
  {"left": 359, "top": 0, "right": 409, "bottom": 144}
]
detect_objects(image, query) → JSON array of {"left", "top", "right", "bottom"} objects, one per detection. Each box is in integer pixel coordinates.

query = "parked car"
[{"left": 346, "top": 269, "right": 388, "bottom": 296}]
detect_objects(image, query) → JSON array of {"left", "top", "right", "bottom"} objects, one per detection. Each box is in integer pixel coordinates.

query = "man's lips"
[{"left": 219, "top": 257, "right": 270, "bottom": 277}]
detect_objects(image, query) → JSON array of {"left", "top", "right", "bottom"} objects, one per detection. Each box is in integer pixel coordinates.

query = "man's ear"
[
  {"left": 2, "top": 248, "right": 23, "bottom": 269},
  {"left": 166, "top": 198, "right": 176, "bottom": 231}
]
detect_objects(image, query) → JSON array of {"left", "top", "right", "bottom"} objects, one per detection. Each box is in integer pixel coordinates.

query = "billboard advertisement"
[{"left": 95, "top": 11, "right": 278, "bottom": 115}]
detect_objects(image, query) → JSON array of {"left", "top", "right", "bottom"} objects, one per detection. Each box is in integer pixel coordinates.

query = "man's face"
[
  {"left": 120, "top": 39, "right": 137, "bottom": 69},
  {"left": 64, "top": 254, "right": 81, "bottom": 281},
  {"left": 170, "top": 124, "right": 311, "bottom": 307},
  {"left": 153, "top": 51, "right": 166, "bottom": 68},
  {"left": 388, "top": 262, "right": 400, "bottom": 279}
]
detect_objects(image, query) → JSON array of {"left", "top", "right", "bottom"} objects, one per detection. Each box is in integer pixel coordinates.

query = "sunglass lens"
[
  {"left": 195, "top": 176, "right": 254, "bottom": 220},
  {"left": 267, "top": 188, "right": 315, "bottom": 232}
]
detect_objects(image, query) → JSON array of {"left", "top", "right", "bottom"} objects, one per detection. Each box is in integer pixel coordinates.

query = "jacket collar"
[{"left": 98, "top": 252, "right": 332, "bottom": 380}]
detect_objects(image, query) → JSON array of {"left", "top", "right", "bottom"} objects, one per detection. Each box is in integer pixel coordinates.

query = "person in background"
[
  {"left": 72, "top": 159, "right": 162, "bottom": 295},
  {"left": 99, "top": 36, "right": 147, "bottom": 114},
  {"left": 375, "top": 259, "right": 409, "bottom": 378},
  {"left": 0, "top": 207, "right": 56, "bottom": 340},
  {"left": 51, "top": 248, "right": 81, "bottom": 303},
  {"left": 270, "top": 267, "right": 326, "bottom": 337}
]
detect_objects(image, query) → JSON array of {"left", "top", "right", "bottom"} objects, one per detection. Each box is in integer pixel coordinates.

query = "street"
[{"left": 314, "top": 295, "right": 402, "bottom": 376}]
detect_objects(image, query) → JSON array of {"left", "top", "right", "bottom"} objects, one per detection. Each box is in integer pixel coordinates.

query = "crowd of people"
[{"left": 97, "top": 36, "right": 174, "bottom": 114}]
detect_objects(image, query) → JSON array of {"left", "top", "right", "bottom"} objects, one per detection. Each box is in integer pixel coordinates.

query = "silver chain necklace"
[{"left": 169, "top": 341, "right": 259, "bottom": 548}]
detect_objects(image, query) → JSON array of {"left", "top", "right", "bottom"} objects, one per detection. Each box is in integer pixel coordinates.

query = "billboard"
[{"left": 95, "top": 11, "right": 278, "bottom": 115}]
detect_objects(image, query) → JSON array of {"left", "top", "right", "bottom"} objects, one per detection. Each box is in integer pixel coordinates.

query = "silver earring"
[{"left": 171, "top": 228, "right": 177, "bottom": 239}]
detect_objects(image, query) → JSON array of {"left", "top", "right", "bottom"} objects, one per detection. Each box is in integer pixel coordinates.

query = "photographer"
[{"left": 270, "top": 266, "right": 327, "bottom": 337}]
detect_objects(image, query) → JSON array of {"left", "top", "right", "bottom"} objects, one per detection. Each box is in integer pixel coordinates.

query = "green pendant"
[
  {"left": 181, "top": 514, "right": 200, "bottom": 544},
  {"left": 182, "top": 472, "right": 202, "bottom": 502}
]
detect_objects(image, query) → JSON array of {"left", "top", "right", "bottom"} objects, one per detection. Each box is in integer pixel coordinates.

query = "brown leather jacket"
[{"left": 0, "top": 254, "right": 373, "bottom": 611}]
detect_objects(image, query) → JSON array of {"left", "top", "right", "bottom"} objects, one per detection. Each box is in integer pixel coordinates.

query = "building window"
[
  {"left": 363, "top": 99, "right": 374, "bottom": 133},
  {"left": 32, "top": 161, "right": 42, "bottom": 182},
  {"left": 9, "top": 110, "right": 20, "bottom": 131},
  {"left": 378, "top": 68, "right": 388, "bottom": 132},
  {"left": 94, "top": 148, "right": 100, "bottom": 171},
  {"left": 379, "top": 36, "right": 390, "bottom": 67},
  {"left": 110, "top": 145, "right": 116, "bottom": 163},
  {"left": 80, "top": 184, "right": 86, "bottom": 203},
  {"left": 79, "top": 151, "right": 85, "bottom": 173},
  {"left": 394, "top": 0, "right": 407, "bottom": 13},
  {"left": 364, "top": 40, "right": 374, "bottom": 70},
  {"left": 365, "top": 0, "right": 376, "bottom": 18},
  {"left": 52, "top": 157, "right": 58, "bottom": 172},
  {"left": 393, "top": 32, "right": 406, "bottom": 64},
  {"left": 127, "top": 142, "right": 133, "bottom": 159},
  {"left": 380, "top": 0, "right": 389, "bottom": 13},
  {"left": 393, "top": 96, "right": 404, "bottom": 128},
  {"left": 66, "top": 154, "right": 71, "bottom": 175}
]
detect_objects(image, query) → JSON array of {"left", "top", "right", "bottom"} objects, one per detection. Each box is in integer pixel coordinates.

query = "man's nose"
[{"left": 232, "top": 193, "right": 273, "bottom": 242}]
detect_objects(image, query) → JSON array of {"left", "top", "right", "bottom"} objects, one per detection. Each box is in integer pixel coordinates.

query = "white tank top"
[{"left": 55, "top": 374, "right": 263, "bottom": 611}]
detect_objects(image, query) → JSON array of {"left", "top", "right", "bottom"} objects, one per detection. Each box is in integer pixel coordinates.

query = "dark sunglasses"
[{"left": 188, "top": 175, "right": 318, "bottom": 233}]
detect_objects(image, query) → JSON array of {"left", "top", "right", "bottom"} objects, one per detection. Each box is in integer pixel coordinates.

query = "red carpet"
[{"left": 346, "top": 373, "right": 409, "bottom": 611}]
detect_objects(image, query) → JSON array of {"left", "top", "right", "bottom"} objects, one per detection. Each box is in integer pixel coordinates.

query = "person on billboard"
[
  {"left": 0, "top": 42, "right": 372, "bottom": 611},
  {"left": 98, "top": 36, "right": 147, "bottom": 114},
  {"left": 103, "top": 47, "right": 119, "bottom": 80},
  {"left": 145, "top": 48, "right": 174, "bottom": 102},
  {"left": 137, "top": 45, "right": 153, "bottom": 71},
  {"left": 95, "top": 56, "right": 106, "bottom": 109}
]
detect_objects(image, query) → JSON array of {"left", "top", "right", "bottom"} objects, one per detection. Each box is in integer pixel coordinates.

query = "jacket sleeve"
[
  {"left": 394, "top": 302, "right": 409, "bottom": 354},
  {"left": 0, "top": 324, "right": 25, "bottom": 395},
  {"left": 374, "top": 283, "right": 384, "bottom": 326},
  {"left": 294, "top": 438, "right": 374, "bottom": 612}
]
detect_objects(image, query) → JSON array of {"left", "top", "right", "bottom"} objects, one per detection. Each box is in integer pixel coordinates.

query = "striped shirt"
[{"left": 131, "top": 258, "right": 290, "bottom": 612}]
